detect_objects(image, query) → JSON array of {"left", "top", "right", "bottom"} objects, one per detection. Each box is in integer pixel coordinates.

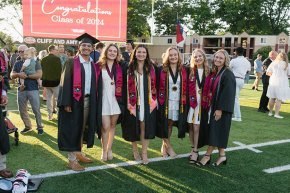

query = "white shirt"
[
  {"left": 229, "top": 56, "right": 251, "bottom": 79},
  {"left": 79, "top": 55, "right": 92, "bottom": 95},
  {"left": 2, "top": 90, "right": 6, "bottom": 96}
]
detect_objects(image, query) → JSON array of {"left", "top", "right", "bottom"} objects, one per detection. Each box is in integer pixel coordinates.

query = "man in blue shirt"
[{"left": 11, "top": 45, "right": 44, "bottom": 135}]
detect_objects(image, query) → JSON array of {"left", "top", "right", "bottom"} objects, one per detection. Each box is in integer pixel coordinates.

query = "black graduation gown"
[
  {"left": 96, "top": 65, "right": 125, "bottom": 135},
  {"left": 156, "top": 67, "right": 188, "bottom": 139},
  {"left": 57, "top": 58, "right": 98, "bottom": 152},
  {"left": 121, "top": 67, "right": 157, "bottom": 142},
  {"left": 207, "top": 68, "right": 236, "bottom": 148},
  {"left": 0, "top": 77, "right": 10, "bottom": 155}
]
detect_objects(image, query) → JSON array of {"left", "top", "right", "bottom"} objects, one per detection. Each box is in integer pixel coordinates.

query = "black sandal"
[
  {"left": 212, "top": 155, "right": 227, "bottom": 167},
  {"left": 189, "top": 150, "right": 199, "bottom": 164},
  {"left": 196, "top": 154, "right": 211, "bottom": 166}
]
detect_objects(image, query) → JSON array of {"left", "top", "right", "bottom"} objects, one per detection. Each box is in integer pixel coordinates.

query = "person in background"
[
  {"left": 0, "top": 72, "right": 13, "bottom": 178},
  {"left": 229, "top": 47, "right": 251, "bottom": 122},
  {"left": 252, "top": 54, "right": 263, "bottom": 91},
  {"left": 197, "top": 49, "right": 236, "bottom": 167},
  {"left": 58, "top": 33, "right": 99, "bottom": 171},
  {"left": 65, "top": 47, "right": 76, "bottom": 59},
  {"left": 11, "top": 45, "right": 44, "bottom": 135},
  {"left": 121, "top": 40, "right": 134, "bottom": 64},
  {"left": 258, "top": 51, "right": 278, "bottom": 113},
  {"left": 41, "top": 45, "right": 62, "bottom": 120},
  {"left": 121, "top": 45, "right": 157, "bottom": 165},
  {"left": 58, "top": 44, "right": 68, "bottom": 67},
  {"left": 90, "top": 42, "right": 105, "bottom": 63},
  {"left": 156, "top": 47, "right": 188, "bottom": 159},
  {"left": 38, "top": 50, "right": 49, "bottom": 101},
  {"left": 266, "top": 52, "right": 290, "bottom": 119},
  {"left": 18, "top": 48, "right": 39, "bottom": 91}
]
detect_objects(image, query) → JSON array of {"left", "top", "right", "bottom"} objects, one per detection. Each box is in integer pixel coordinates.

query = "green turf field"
[{"left": 4, "top": 82, "right": 290, "bottom": 193}]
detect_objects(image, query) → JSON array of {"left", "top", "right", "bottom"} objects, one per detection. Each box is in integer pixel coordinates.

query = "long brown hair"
[
  {"left": 211, "top": 49, "right": 230, "bottom": 74},
  {"left": 129, "top": 44, "right": 152, "bottom": 73},
  {"left": 98, "top": 44, "right": 121, "bottom": 68},
  {"left": 162, "top": 47, "right": 182, "bottom": 71},
  {"left": 275, "top": 52, "right": 289, "bottom": 70},
  {"left": 189, "top": 49, "right": 210, "bottom": 78}
]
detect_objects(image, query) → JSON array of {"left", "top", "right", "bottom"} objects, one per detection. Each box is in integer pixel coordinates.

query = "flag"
[{"left": 176, "top": 20, "right": 184, "bottom": 44}]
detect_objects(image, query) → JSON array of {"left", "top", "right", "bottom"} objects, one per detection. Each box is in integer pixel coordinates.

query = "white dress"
[
  {"left": 136, "top": 72, "right": 145, "bottom": 121},
  {"left": 101, "top": 69, "right": 121, "bottom": 115},
  {"left": 187, "top": 69, "right": 204, "bottom": 124},
  {"left": 266, "top": 61, "right": 290, "bottom": 101},
  {"left": 168, "top": 74, "right": 180, "bottom": 121}
]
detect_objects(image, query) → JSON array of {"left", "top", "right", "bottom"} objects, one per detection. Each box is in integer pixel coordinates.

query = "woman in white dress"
[
  {"left": 97, "top": 44, "right": 123, "bottom": 161},
  {"left": 266, "top": 52, "right": 290, "bottom": 119},
  {"left": 121, "top": 45, "right": 157, "bottom": 164},
  {"left": 187, "top": 49, "right": 210, "bottom": 164},
  {"left": 156, "top": 47, "right": 188, "bottom": 158}
]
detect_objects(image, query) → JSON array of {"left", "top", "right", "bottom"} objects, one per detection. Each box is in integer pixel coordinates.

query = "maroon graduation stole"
[
  {"left": 0, "top": 78, "right": 3, "bottom": 102},
  {"left": 114, "top": 63, "right": 123, "bottom": 100},
  {"left": 128, "top": 65, "right": 156, "bottom": 107},
  {"left": 158, "top": 66, "right": 187, "bottom": 107},
  {"left": 73, "top": 56, "right": 99, "bottom": 101},
  {"left": 201, "top": 73, "right": 214, "bottom": 110},
  {"left": 201, "top": 69, "right": 224, "bottom": 110},
  {"left": 188, "top": 68, "right": 198, "bottom": 109},
  {"left": 0, "top": 52, "right": 6, "bottom": 72}
]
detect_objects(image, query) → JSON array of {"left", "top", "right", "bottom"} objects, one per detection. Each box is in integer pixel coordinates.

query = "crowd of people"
[{"left": 0, "top": 33, "right": 290, "bottom": 176}]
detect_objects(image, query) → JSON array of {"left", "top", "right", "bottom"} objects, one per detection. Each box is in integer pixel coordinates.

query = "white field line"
[
  {"left": 30, "top": 138, "right": 290, "bottom": 179},
  {"left": 233, "top": 141, "right": 263, "bottom": 153},
  {"left": 263, "top": 165, "right": 290, "bottom": 174}
]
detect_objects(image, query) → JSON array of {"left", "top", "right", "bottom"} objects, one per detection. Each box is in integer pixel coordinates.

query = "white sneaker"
[
  {"left": 232, "top": 117, "right": 242, "bottom": 122},
  {"left": 268, "top": 112, "right": 273, "bottom": 116},
  {"left": 274, "top": 115, "right": 284, "bottom": 119}
]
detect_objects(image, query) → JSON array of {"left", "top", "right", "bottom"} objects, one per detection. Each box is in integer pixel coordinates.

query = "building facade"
[{"left": 141, "top": 32, "right": 289, "bottom": 63}]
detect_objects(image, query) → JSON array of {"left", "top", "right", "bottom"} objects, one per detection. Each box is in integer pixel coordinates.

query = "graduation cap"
[{"left": 76, "top": 33, "right": 99, "bottom": 45}]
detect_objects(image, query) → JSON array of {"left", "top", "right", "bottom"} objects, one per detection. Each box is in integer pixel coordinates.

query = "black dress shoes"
[{"left": 258, "top": 108, "right": 266, "bottom": 113}]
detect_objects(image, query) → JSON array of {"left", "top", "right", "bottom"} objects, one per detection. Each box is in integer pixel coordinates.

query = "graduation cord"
[
  {"left": 148, "top": 72, "right": 151, "bottom": 105},
  {"left": 165, "top": 71, "right": 169, "bottom": 118},
  {"left": 180, "top": 70, "right": 184, "bottom": 114}
]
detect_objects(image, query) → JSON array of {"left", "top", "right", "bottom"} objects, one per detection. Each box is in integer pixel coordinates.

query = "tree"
[
  {"left": 215, "top": 0, "right": 290, "bottom": 35},
  {"left": 154, "top": 0, "right": 189, "bottom": 35},
  {"left": 185, "top": 0, "right": 222, "bottom": 35},
  {"left": 127, "top": 0, "right": 152, "bottom": 39},
  {"left": 215, "top": 0, "right": 267, "bottom": 35},
  {"left": 0, "top": 31, "right": 14, "bottom": 50},
  {"left": 253, "top": 46, "right": 272, "bottom": 61},
  {"left": 261, "top": 0, "right": 290, "bottom": 34}
]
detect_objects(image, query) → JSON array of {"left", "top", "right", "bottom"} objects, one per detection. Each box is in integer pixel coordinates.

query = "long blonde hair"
[
  {"left": 212, "top": 49, "right": 230, "bottom": 73},
  {"left": 98, "top": 44, "right": 121, "bottom": 68},
  {"left": 189, "top": 49, "right": 210, "bottom": 78},
  {"left": 275, "top": 52, "right": 289, "bottom": 70},
  {"left": 162, "top": 47, "right": 182, "bottom": 71}
]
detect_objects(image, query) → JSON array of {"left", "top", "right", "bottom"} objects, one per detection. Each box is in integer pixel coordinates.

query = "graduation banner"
[{"left": 23, "top": 0, "right": 128, "bottom": 42}]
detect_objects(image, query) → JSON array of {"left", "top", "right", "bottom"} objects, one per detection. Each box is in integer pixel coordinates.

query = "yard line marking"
[
  {"left": 29, "top": 138, "right": 290, "bottom": 179},
  {"left": 233, "top": 141, "right": 263, "bottom": 153},
  {"left": 263, "top": 164, "right": 290, "bottom": 174}
]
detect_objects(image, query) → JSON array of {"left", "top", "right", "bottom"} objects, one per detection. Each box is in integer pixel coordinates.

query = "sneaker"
[
  {"left": 268, "top": 112, "right": 273, "bottom": 116},
  {"left": 38, "top": 129, "right": 44, "bottom": 135},
  {"left": 232, "top": 117, "right": 242, "bottom": 122},
  {"left": 274, "top": 115, "right": 284, "bottom": 119},
  {"left": 20, "top": 128, "right": 32, "bottom": 134}
]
